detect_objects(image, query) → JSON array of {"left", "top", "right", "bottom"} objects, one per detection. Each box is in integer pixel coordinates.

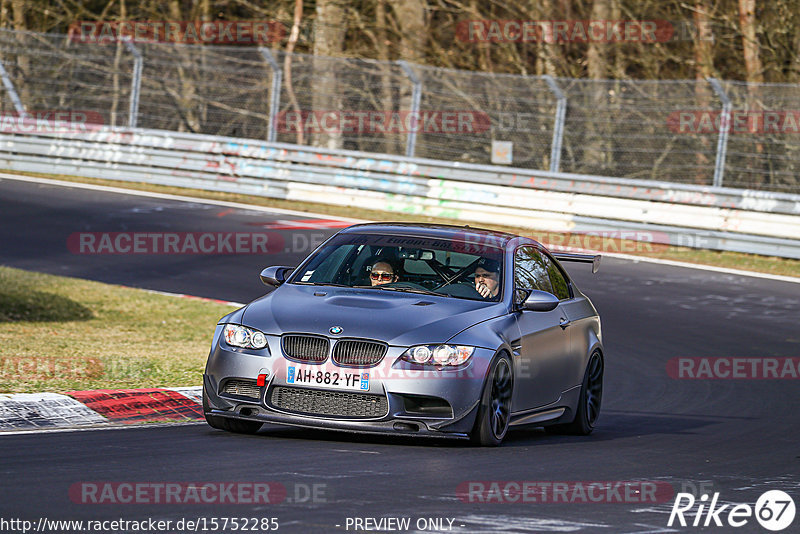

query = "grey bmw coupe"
[{"left": 203, "top": 223, "right": 603, "bottom": 446}]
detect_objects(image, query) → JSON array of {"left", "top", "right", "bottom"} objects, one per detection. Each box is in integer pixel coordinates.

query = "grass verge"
[
  {"left": 0, "top": 266, "right": 232, "bottom": 394},
  {"left": 4, "top": 170, "right": 800, "bottom": 279}
]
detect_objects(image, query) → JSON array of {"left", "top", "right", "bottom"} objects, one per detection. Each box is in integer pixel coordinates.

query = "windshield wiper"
[
  {"left": 294, "top": 282, "right": 351, "bottom": 287},
  {"left": 373, "top": 286, "right": 450, "bottom": 297}
]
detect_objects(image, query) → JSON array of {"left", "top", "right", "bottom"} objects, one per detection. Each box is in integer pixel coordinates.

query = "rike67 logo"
[{"left": 668, "top": 490, "right": 795, "bottom": 531}]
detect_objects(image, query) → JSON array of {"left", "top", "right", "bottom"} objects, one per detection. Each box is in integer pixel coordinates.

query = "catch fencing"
[{"left": 0, "top": 29, "right": 799, "bottom": 194}]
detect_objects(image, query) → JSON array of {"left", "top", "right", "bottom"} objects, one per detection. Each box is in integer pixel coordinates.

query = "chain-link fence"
[{"left": 0, "top": 28, "right": 798, "bottom": 194}]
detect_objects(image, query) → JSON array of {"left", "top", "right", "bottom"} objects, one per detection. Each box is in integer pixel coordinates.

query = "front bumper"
[{"left": 203, "top": 332, "right": 494, "bottom": 438}]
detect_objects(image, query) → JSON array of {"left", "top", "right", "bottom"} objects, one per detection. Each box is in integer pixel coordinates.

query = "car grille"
[
  {"left": 282, "top": 335, "right": 329, "bottom": 362},
  {"left": 221, "top": 379, "right": 261, "bottom": 400},
  {"left": 269, "top": 387, "right": 388, "bottom": 418},
  {"left": 332, "top": 340, "right": 387, "bottom": 367}
]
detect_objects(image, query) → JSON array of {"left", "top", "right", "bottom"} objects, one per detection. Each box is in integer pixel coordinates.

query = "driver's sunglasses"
[{"left": 370, "top": 271, "right": 394, "bottom": 281}]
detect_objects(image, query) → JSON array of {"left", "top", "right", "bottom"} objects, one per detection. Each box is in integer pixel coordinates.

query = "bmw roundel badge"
[{"left": 329, "top": 326, "right": 343, "bottom": 335}]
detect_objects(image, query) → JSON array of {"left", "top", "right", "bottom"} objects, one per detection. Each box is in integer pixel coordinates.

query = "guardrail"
[
  {"left": 4, "top": 28, "right": 800, "bottom": 194},
  {"left": 1, "top": 124, "right": 799, "bottom": 259}
]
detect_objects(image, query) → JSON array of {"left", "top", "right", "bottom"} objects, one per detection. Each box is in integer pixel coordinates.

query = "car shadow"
[
  {"left": 502, "top": 409, "right": 748, "bottom": 446},
  {"left": 245, "top": 409, "right": 744, "bottom": 448}
]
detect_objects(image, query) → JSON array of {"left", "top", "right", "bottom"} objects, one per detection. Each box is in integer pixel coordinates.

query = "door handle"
[{"left": 559, "top": 317, "right": 571, "bottom": 329}]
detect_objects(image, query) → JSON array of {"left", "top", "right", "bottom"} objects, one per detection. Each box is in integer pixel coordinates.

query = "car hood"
[{"left": 240, "top": 284, "right": 506, "bottom": 346}]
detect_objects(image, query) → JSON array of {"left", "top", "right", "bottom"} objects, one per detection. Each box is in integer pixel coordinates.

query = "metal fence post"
[
  {"left": 123, "top": 40, "right": 143, "bottom": 129},
  {"left": 707, "top": 77, "right": 730, "bottom": 188},
  {"left": 543, "top": 75, "right": 566, "bottom": 173},
  {"left": 259, "top": 47, "right": 282, "bottom": 143},
  {"left": 0, "top": 59, "right": 26, "bottom": 117},
  {"left": 397, "top": 60, "right": 422, "bottom": 158}
]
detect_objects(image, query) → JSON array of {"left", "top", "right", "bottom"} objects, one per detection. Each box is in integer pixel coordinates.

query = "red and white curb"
[{"left": 0, "top": 386, "right": 205, "bottom": 432}]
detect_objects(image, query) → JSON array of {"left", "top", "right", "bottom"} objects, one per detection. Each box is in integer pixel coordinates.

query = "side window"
[
  {"left": 514, "top": 247, "right": 571, "bottom": 301},
  {"left": 514, "top": 247, "right": 553, "bottom": 295},
  {"left": 543, "top": 255, "right": 570, "bottom": 300}
]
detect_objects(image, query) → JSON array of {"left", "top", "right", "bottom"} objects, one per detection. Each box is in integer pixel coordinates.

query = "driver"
[
  {"left": 369, "top": 260, "right": 399, "bottom": 286},
  {"left": 474, "top": 258, "right": 500, "bottom": 299}
]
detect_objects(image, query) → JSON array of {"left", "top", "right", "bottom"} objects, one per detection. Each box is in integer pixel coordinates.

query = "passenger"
[
  {"left": 474, "top": 258, "right": 501, "bottom": 299},
  {"left": 369, "top": 260, "right": 399, "bottom": 286}
]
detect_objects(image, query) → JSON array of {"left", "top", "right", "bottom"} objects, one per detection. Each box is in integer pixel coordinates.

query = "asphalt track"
[{"left": 1, "top": 176, "right": 799, "bottom": 533}]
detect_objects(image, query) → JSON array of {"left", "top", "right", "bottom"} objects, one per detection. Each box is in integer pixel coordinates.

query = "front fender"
[{"left": 445, "top": 313, "right": 517, "bottom": 354}]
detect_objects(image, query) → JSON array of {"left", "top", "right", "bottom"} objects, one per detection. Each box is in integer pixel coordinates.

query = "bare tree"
[
  {"left": 738, "top": 0, "right": 763, "bottom": 83},
  {"left": 583, "top": 0, "right": 612, "bottom": 171},
  {"left": 10, "top": 0, "right": 29, "bottom": 106},
  {"left": 738, "top": 0, "right": 765, "bottom": 183},
  {"left": 312, "top": 0, "right": 347, "bottom": 149},
  {"left": 393, "top": 0, "right": 426, "bottom": 64},
  {"left": 586, "top": 0, "right": 610, "bottom": 79},
  {"left": 693, "top": 0, "right": 715, "bottom": 184},
  {"left": 284, "top": 0, "right": 304, "bottom": 145}
]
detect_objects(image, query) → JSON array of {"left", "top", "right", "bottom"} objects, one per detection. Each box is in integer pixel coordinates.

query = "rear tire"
[
  {"left": 546, "top": 351, "right": 603, "bottom": 436},
  {"left": 471, "top": 353, "right": 513, "bottom": 446},
  {"left": 203, "top": 384, "right": 262, "bottom": 435}
]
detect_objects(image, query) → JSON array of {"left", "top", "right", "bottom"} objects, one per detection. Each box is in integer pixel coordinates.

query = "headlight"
[
  {"left": 223, "top": 324, "right": 268, "bottom": 350},
  {"left": 400, "top": 344, "right": 474, "bottom": 366}
]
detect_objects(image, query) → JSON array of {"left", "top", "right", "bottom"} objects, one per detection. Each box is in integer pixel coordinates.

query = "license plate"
[{"left": 285, "top": 365, "right": 369, "bottom": 391}]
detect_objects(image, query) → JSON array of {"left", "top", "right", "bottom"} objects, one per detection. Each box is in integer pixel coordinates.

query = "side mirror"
[
  {"left": 522, "top": 290, "right": 559, "bottom": 312},
  {"left": 260, "top": 266, "right": 293, "bottom": 287}
]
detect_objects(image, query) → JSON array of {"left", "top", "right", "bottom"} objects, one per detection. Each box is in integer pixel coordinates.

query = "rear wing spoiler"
[{"left": 552, "top": 252, "right": 601, "bottom": 274}]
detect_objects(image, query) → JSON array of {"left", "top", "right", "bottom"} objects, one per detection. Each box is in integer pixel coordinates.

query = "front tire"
[
  {"left": 546, "top": 350, "right": 603, "bottom": 435},
  {"left": 471, "top": 353, "right": 513, "bottom": 446}
]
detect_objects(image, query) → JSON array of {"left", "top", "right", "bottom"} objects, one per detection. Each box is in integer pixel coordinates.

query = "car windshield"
[{"left": 288, "top": 232, "right": 505, "bottom": 301}]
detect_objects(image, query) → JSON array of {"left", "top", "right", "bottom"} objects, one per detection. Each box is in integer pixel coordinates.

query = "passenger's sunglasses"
[{"left": 370, "top": 271, "right": 394, "bottom": 281}]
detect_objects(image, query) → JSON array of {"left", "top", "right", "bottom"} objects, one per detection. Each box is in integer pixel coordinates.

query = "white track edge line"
[
  {"left": 0, "top": 172, "right": 366, "bottom": 222},
  {"left": 3, "top": 172, "right": 799, "bottom": 285}
]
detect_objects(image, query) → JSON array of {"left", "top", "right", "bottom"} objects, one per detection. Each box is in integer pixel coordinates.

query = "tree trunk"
[
  {"left": 537, "top": 0, "right": 563, "bottom": 76},
  {"left": 586, "top": 0, "right": 610, "bottom": 80},
  {"left": 791, "top": 31, "right": 800, "bottom": 82},
  {"left": 110, "top": 0, "right": 126, "bottom": 128},
  {"left": 392, "top": 0, "right": 425, "bottom": 157},
  {"left": 393, "top": 0, "right": 426, "bottom": 64},
  {"left": 10, "top": 0, "right": 28, "bottom": 107},
  {"left": 693, "top": 0, "right": 715, "bottom": 185},
  {"left": 283, "top": 0, "right": 304, "bottom": 145},
  {"left": 312, "top": 0, "right": 347, "bottom": 149},
  {"left": 738, "top": 0, "right": 765, "bottom": 185},
  {"left": 584, "top": 0, "right": 612, "bottom": 172},
  {"left": 738, "top": 0, "right": 763, "bottom": 83},
  {"left": 167, "top": 0, "right": 199, "bottom": 132},
  {"left": 375, "top": 0, "right": 398, "bottom": 154}
]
